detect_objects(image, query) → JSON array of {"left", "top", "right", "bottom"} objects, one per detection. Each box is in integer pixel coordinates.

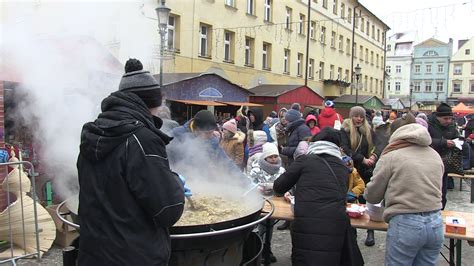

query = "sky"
[{"left": 360, "top": 0, "right": 474, "bottom": 50}]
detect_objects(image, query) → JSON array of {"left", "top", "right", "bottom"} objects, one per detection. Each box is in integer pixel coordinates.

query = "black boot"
[
  {"left": 364, "top": 229, "right": 375, "bottom": 247},
  {"left": 276, "top": 221, "right": 289, "bottom": 230},
  {"left": 447, "top": 177, "right": 454, "bottom": 190}
]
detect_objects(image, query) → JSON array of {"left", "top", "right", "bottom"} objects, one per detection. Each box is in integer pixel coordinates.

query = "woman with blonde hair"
[{"left": 340, "top": 105, "right": 381, "bottom": 247}]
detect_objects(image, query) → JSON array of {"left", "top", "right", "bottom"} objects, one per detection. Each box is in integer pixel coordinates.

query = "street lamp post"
[
  {"left": 155, "top": 0, "right": 171, "bottom": 89},
  {"left": 409, "top": 83, "right": 413, "bottom": 111},
  {"left": 354, "top": 64, "right": 362, "bottom": 105}
]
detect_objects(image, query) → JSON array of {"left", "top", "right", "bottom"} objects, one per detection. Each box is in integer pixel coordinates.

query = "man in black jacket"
[
  {"left": 428, "top": 103, "right": 459, "bottom": 209},
  {"left": 77, "top": 59, "right": 185, "bottom": 265}
]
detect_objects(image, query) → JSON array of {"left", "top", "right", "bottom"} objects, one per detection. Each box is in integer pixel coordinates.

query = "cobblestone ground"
[{"left": 7, "top": 178, "right": 474, "bottom": 266}]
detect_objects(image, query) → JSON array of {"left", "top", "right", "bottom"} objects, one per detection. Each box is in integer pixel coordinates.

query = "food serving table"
[{"left": 261, "top": 196, "right": 474, "bottom": 266}]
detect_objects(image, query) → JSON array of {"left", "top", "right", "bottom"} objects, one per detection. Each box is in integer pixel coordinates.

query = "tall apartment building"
[
  {"left": 160, "top": 0, "right": 388, "bottom": 98},
  {"left": 448, "top": 37, "right": 474, "bottom": 105},
  {"left": 411, "top": 38, "right": 452, "bottom": 103},
  {"left": 385, "top": 32, "right": 414, "bottom": 99}
]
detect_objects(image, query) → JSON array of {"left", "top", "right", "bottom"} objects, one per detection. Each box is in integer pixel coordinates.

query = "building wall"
[
  {"left": 164, "top": 0, "right": 387, "bottom": 98},
  {"left": 411, "top": 39, "right": 452, "bottom": 102},
  {"left": 448, "top": 38, "right": 474, "bottom": 101}
]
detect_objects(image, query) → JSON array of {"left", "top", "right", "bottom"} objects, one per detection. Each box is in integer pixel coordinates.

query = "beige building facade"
[
  {"left": 162, "top": 0, "right": 389, "bottom": 98},
  {"left": 448, "top": 37, "right": 474, "bottom": 102}
]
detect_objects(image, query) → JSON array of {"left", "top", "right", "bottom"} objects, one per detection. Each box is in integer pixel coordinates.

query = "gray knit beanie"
[
  {"left": 119, "top": 59, "right": 162, "bottom": 108},
  {"left": 349, "top": 106, "right": 366, "bottom": 118}
]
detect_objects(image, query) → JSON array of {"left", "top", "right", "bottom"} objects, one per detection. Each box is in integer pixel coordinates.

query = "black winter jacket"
[
  {"left": 274, "top": 154, "right": 350, "bottom": 265},
  {"left": 77, "top": 91, "right": 185, "bottom": 266},
  {"left": 281, "top": 119, "right": 312, "bottom": 160},
  {"left": 428, "top": 115, "right": 459, "bottom": 157}
]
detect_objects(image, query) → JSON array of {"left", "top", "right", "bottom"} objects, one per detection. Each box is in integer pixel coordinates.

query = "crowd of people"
[{"left": 76, "top": 59, "right": 468, "bottom": 265}]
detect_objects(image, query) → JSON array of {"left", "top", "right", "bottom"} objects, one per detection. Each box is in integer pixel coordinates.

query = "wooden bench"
[{"left": 448, "top": 173, "right": 474, "bottom": 203}]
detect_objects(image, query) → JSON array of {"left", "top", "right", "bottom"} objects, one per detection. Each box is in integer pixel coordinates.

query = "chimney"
[{"left": 458, "top": 39, "right": 468, "bottom": 50}]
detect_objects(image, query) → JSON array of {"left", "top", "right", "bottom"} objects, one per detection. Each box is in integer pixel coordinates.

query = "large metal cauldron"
[{"left": 57, "top": 196, "right": 273, "bottom": 266}]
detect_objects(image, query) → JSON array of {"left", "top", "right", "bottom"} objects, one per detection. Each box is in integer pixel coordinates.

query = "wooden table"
[
  {"left": 262, "top": 197, "right": 474, "bottom": 266},
  {"left": 448, "top": 173, "right": 474, "bottom": 203}
]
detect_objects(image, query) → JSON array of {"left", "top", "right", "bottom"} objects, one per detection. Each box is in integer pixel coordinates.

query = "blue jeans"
[{"left": 385, "top": 211, "right": 444, "bottom": 266}]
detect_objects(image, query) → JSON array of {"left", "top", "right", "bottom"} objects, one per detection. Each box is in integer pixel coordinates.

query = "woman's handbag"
[{"left": 442, "top": 147, "right": 464, "bottom": 175}]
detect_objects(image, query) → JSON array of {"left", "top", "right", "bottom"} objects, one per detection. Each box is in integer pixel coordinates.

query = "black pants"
[{"left": 441, "top": 172, "right": 448, "bottom": 210}]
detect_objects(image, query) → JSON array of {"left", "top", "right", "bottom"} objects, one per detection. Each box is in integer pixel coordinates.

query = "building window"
[
  {"left": 370, "top": 77, "right": 373, "bottom": 92},
  {"left": 466, "top": 49, "right": 471, "bottom": 55},
  {"left": 346, "top": 38, "right": 351, "bottom": 55},
  {"left": 298, "top": 14, "right": 305, "bottom": 34},
  {"left": 319, "top": 61, "right": 325, "bottom": 80},
  {"left": 247, "top": 0, "right": 255, "bottom": 15},
  {"left": 470, "top": 80, "right": 474, "bottom": 93},
  {"left": 284, "top": 49, "right": 290, "bottom": 74},
  {"left": 337, "top": 67, "right": 342, "bottom": 79},
  {"left": 309, "top": 58, "right": 314, "bottom": 79},
  {"left": 223, "top": 31, "right": 234, "bottom": 62},
  {"left": 365, "top": 48, "right": 368, "bottom": 62},
  {"left": 386, "top": 65, "right": 391, "bottom": 73},
  {"left": 366, "top": 21, "right": 370, "bottom": 36},
  {"left": 199, "top": 23, "right": 211, "bottom": 57},
  {"left": 395, "top": 65, "right": 401, "bottom": 73},
  {"left": 370, "top": 51, "right": 374, "bottom": 65},
  {"left": 348, "top": 8, "right": 352, "bottom": 23},
  {"left": 264, "top": 0, "right": 272, "bottom": 22},
  {"left": 329, "top": 65, "right": 334, "bottom": 79},
  {"left": 285, "top": 7, "right": 292, "bottom": 30},
  {"left": 471, "top": 63, "right": 474, "bottom": 74},
  {"left": 244, "top": 37, "right": 254, "bottom": 66},
  {"left": 425, "top": 82, "right": 432, "bottom": 92},
  {"left": 371, "top": 25, "right": 375, "bottom": 39},
  {"left": 387, "top": 44, "right": 391, "bottom": 51},
  {"left": 297, "top": 53, "right": 303, "bottom": 76},
  {"left": 375, "top": 78, "right": 378, "bottom": 94},
  {"left": 454, "top": 64, "right": 462, "bottom": 75},
  {"left": 225, "top": 0, "right": 235, "bottom": 7},
  {"left": 395, "top": 82, "right": 400, "bottom": 91},
  {"left": 426, "top": 64, "right": 432, "bottom": 73},
  {"left": 376, "top": 54, "right": 379, "bottom": 67},
  {"left": 414, "top": 82, "right": 421, "bottom": 92},
  {"left": 340, "top": 3, "right": 345, "bottom": 19},
  {"left": 354, "top": 11, "right": 359, "bottom": 28},
  {"left": 262, "top": 42, "right": 271, "bottom": 70},
  {"left": 364, "top": 76, "right": 368, "bottom": 91},
  {"left": 414, "top": 64, "right": 420, "bottom": 73},
  {"left": 436, "top": 81, "right": 443, "bottom": 92},
  {"left": 166, "top": 15, "right": 178, "bottom": 50},
  {"left": 377, "top": 29, "right": 380, "bottom": 42},
  {"left": 387, "top": 81, "right": 391, "bottom": 91},
  {"left": 333, "top": 0, "right": 338, "bottom": 15},
  {"left": 438, "top": 64, "right": 444, "bottom": 73},
  {"left": 323, "top": 0, "right": 328, "bottom": 9},
  {"left": 331, "top": 31, "right": 336, "bottom": 48},
  {"left": 361, "top": 18, "right": 365, "bottom": 32},
  {"left": 320, "top": 26, "right": 326, "bottom": 44},
  {"left": 310, "top": 21, "right": 316, "bottom": 39},
  {"left": 338, "top": 35, "right": 344, "bottom": 51},
  {"left": 453, "top": 81, "right": 461, "bottom": 93},
  {"left": 354, "top": 42, "right": 357, "bottom": 57},
  {"left": 345, "top": 69, "right": 349, "bottom": 81},
  {"left": 359, "top": 45, "right": 363, "bottom": 61}
]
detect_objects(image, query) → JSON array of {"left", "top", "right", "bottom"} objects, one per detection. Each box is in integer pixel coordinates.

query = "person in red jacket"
[
  {"left": 318, "top": 100, "right": 343, "bottom": 130},
  {"left": 305, "top": 114, "right": 320, "bottom": 136}
]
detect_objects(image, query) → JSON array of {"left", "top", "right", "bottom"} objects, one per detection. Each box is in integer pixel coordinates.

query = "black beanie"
[
  {"left": 436, "top": 103, "right": 453, "bottom": 117},
  {"left": 193, "top": 110, "right": 217, "bottom": 131},
  {"left": 119, "top": 58, "right": 162, "bottom": 108},
  {"left": 311, "top": 127, "right": 341, "bottom": 146}
]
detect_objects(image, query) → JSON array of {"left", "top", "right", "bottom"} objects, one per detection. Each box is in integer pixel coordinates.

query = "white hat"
[{"left": 260, "top": 143, "right": 279, "bottom": 159}]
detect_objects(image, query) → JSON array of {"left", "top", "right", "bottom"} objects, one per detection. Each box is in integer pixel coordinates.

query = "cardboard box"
[
  {"left": 45, "top": 204, "right": 79, "bottom": 247},
  {"left": 445, "top": 217, "right": 466, "bottom": 235}
]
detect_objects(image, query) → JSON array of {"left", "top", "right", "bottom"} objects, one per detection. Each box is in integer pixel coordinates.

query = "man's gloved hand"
[
  {"left": 178, "top": 174, "right": 192, "bottom": 197},
  {"left": 346, "top": 191, "right": 357, "bottom": 202}
]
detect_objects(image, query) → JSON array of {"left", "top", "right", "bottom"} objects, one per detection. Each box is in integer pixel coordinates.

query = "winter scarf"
[
  {"left": 381, "top": 140, "right": 415, "bottom": 156},
  {"left": 258, "top": 157, "right": 282, "bottom": 175},
  {"left": 307, "top": 140, "right": 342, "bottom": 159}
]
